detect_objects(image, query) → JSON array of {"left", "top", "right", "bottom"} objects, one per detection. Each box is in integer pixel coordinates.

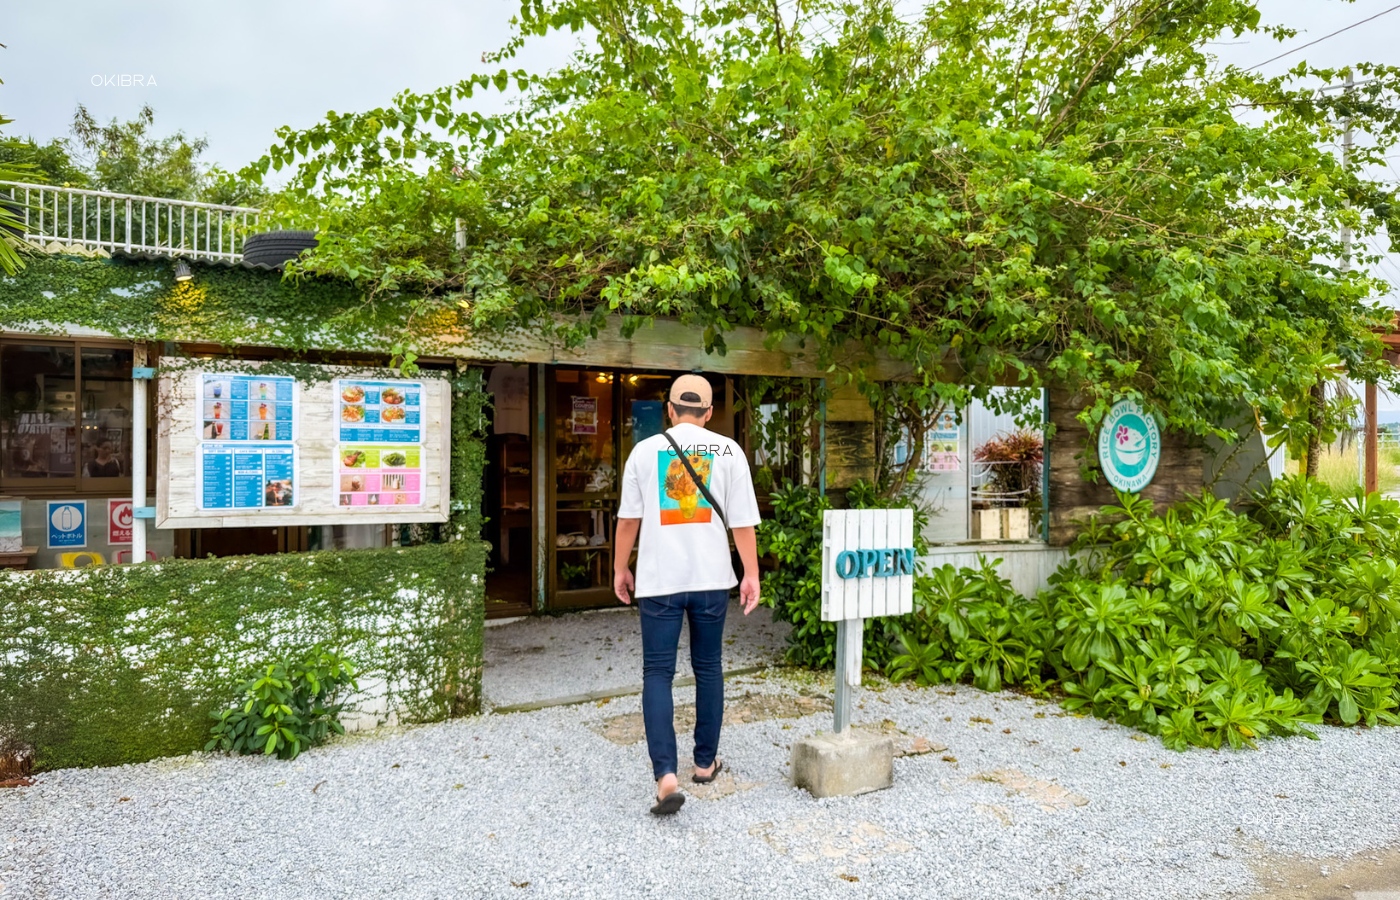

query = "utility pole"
[
  {"left": 1313, "top": 74, "right": 1379, "bottom": 491},
  {"left": 1336, "top": 73, "right": 1381, "bottom": 494}
]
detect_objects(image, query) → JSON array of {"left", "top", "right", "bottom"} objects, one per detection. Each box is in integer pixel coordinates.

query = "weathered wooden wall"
[
  {"left": 825, "top": 383, "right": 876, "bottom": 492},
  {"left": 1046, "top": 387, "right": 1203, "bottom": 546}
]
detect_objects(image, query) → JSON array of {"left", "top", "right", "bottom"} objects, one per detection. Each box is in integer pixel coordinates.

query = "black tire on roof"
[{"left": 241, "top": 230, "right": 319, "bottom": 268}]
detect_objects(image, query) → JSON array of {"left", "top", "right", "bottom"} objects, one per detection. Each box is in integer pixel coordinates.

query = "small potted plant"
[
  {"left": 972, "top": 429, "right": 1044, "bottom": 539},
  {"left": 559, "top": 553, "right": 595, "bottom": 590}
]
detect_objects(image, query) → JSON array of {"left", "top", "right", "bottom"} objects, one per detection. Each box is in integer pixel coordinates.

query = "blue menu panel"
[
  {"left": 335, "top": 379, "right": 424, "bottom": 443},
  {"left": 201, "top": 374, "right": 297, "bottom": 443},
  {"left": 198, "top": 443, "right": 296, "bottom": 511}
]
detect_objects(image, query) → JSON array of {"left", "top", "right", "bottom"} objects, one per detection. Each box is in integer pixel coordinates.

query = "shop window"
[
  {"left": 0, "top": 340, "right": 147, "bottom": 493},
  {"left": 80, "top": 347, "right": 135, "bottom": 487},
  {"left": 1, "top": 344, "right": 77, "bottom": 482}
]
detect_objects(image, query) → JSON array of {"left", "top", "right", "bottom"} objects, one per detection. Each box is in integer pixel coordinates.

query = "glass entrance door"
[
  {"left": 548, "top": 368, "right": 620, "bottom": 608},
  {"left": 545, "top": 367, "right": 736, "bottom": 610}
]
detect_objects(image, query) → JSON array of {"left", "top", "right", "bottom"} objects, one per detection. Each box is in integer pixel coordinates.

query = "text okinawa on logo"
[{"left": 90, "top": 75, "right": 158, "bottom": 87}]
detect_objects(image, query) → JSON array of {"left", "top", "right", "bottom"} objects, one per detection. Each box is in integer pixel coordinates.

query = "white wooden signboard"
[
  {"left": 821, "top": 508, "right": 916, "bottom": 622},
  {"left": 156, "top": 364, "right": 451, "bottom": 528},
  {"left": 821, "top": 508, "right": 916, "bottom": 732}
]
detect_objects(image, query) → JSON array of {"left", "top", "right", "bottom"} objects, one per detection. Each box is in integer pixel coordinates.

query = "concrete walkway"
[{"left": 482, "top": 599, "right": 791, "bottom": 709}]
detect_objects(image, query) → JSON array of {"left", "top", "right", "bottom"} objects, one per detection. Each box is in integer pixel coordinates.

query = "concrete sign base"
[{"left": 790, "top": 730, "right": 895, "bottom": 798}]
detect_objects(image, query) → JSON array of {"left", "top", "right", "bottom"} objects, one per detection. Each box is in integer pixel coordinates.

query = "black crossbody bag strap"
[{"left": 663, "top": 430, "right": 729, "bottom": 531}]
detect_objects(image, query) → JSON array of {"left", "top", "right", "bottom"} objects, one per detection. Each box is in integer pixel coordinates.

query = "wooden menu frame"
[{"left": 155, "top": 363, "right": 451, "bottom": 528}]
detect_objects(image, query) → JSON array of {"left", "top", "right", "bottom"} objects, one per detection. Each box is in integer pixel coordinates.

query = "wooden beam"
[
  {"left": 436, "top": 316, "right": 919, "bottom": 380},
  {"left": 1366, "top": 380, "right": 1379, "bottom": 494}
]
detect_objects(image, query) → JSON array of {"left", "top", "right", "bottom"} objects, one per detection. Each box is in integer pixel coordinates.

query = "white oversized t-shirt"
[{"left": 618, "top": 422, "right": 762, "bottom": 598}]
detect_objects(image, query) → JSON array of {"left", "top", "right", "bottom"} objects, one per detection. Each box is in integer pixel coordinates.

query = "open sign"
[
  {"left": 819, "top": 508, "right": 917, "bottom": 736},
  {"left": 834, "top": 548, "right": 916, "bottom": 579},
  {"left": 821, "top": 509, "right": 916, "bottom": 622}
]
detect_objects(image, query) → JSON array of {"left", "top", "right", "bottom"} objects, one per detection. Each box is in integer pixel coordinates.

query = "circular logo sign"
[{"left": 1097, "top": 400, "right": 1161, "bottom": 493}]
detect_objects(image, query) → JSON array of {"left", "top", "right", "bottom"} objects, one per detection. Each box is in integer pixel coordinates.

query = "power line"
[{"left": 1246, "top": 3, "right": 1400, "bottom": 72}]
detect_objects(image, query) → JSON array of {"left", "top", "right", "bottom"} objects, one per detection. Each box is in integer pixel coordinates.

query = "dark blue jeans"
[{"left": 638, "top": 589, "right": 729, "bottom": 780}]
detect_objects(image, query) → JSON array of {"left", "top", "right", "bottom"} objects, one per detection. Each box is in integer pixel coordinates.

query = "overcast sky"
[{"left": 4, "top": 0, "right": 1400, "bottom": 403}]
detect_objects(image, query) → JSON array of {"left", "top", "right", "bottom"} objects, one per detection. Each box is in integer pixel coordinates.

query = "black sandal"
[
  {"left": 691, "top": 760, "right": 723, "bottom": 784},
  {"left": 650, "top": 790, "right": 685, "bottom": 816}
]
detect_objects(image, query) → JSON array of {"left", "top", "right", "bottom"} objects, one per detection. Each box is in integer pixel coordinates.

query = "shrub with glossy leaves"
[
  {"left": 207, "top": 645, "right": 358, "bottom": 761},
  {"left": 888, "top": 477, "right": 1400, "bottom": 750}
]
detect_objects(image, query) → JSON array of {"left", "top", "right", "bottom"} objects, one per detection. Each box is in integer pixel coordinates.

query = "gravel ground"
[
  {"left": 483, "top": 600, "right": 791, "bottom": 707},
  {"left": 5, "top": 671, "right": 1400, "bottom": 900}
]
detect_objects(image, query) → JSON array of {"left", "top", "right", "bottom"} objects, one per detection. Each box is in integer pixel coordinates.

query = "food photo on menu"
[
  {"left": 334, "top": 444, "right": 422, "bottom": 507},
  {"left": 264, "top": 478, "right": 294, "bottom": 507},
  {"left": 335, "top": 380, "right": 422, "bottom": 434}
]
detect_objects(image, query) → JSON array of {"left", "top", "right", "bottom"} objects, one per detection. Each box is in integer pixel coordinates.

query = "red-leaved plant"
[{"left": 972, "top": 429, "right": 1044, "bottom": 502}]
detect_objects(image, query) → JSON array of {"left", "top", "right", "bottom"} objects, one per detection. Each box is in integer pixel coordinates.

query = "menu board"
[
  {"left": 196, "top": 374, "right": 299, "bottom": 510},
  {"left": 336, "top": 445, "right": 422, "bottom": 507},
  {"left": 158, "top": 365, "right": 449, "bottom": 528},
  {"left": 200, "top": 374, "right": 295, "bottom": 442},
  {"left": 197, "top": 443, "right": 297, "bottom": 510},
  {"left": 334, "top": 379, "right": 423, "bottom": 443}
]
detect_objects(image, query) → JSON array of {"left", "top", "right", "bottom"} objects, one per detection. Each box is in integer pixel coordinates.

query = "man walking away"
[{"left": 614, "top": 374, "right": 762, "bottom": 815}]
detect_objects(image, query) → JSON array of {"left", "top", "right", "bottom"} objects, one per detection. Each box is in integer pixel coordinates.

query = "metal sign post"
[
  {"left": 833, "top": 617, "right": 863, "bottom": 732},
  {"left": 821, "top": 509, "right": 916, "bottom": 733}
]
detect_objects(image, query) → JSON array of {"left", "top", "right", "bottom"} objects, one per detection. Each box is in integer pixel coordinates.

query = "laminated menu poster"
[
  {"left": 336, "top": 445, "right": 422, "bottom": 507},
  {"left": 925, "top": 411, "right": 961, "bottom": 472},
  {"left": 200, "top": 374, "right": 296, "bottom": 442},
  {"left": 197, "top": 443, "right": 297, "bottom": 510},
  {"left": 335, "top": 379, "right": 423, "bottom": 444}
]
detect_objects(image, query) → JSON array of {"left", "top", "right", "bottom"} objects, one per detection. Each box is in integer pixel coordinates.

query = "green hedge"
[{"left": 0, "top": 540, "right": 485, "bottom": 771}]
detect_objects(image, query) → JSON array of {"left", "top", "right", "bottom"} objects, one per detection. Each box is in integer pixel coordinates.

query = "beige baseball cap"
[{"left": 669, "top": 374, "right": 713, "bottom": 408}]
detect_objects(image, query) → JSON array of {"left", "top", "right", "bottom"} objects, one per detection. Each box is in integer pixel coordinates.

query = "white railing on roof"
[{"left": 0, "top": 181, "right": 262, "bottom": 262}]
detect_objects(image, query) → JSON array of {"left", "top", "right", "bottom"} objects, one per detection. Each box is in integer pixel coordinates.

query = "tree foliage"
[{"left": 249, "top": 0, "right": 1400, "bottom": 442}]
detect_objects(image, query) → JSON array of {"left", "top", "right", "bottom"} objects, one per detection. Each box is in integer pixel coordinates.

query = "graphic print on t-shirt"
[{"left": 658, "top": 448, "right": 714, "bottom": 525}]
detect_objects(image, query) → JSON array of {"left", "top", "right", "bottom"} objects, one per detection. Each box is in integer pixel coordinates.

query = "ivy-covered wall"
[
  {"left": 0, "top": 367, "right": 493, "bottom": 772},
  {"left": 0, "top": 541, "right": 485, "bottom": 771},
  {"left": 0, "top": 253, "right": 456, "bottom": 352}
]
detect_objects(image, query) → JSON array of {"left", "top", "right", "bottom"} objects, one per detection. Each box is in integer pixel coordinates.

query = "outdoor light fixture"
[{"left": 173, "top": 259, "right": 193, "bottom": 282}]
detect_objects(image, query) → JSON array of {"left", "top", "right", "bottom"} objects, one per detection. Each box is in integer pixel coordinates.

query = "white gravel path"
[
  {"left": 5, "top": 671, "right": 1400, "bottom": 900},
  {"left": 483, "top": 600, "right": 791, "bottom": 707}
]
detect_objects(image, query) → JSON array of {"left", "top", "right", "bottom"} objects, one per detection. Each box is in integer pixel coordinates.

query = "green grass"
[{"left": 1310, "top": 444, "right": 1400, "bottom": 494}]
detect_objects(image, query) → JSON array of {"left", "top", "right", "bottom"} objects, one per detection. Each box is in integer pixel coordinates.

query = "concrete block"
[{"left": 790, "top": 729, "right": 895, "bottom": 798}]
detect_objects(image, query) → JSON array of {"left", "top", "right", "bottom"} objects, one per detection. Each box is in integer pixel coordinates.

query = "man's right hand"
[
  {"left": 614, "top": 568, "right": 635, "bottom": 605},
  {"left": 739, "top": 573, "right": 761, "bottom": 615}
]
